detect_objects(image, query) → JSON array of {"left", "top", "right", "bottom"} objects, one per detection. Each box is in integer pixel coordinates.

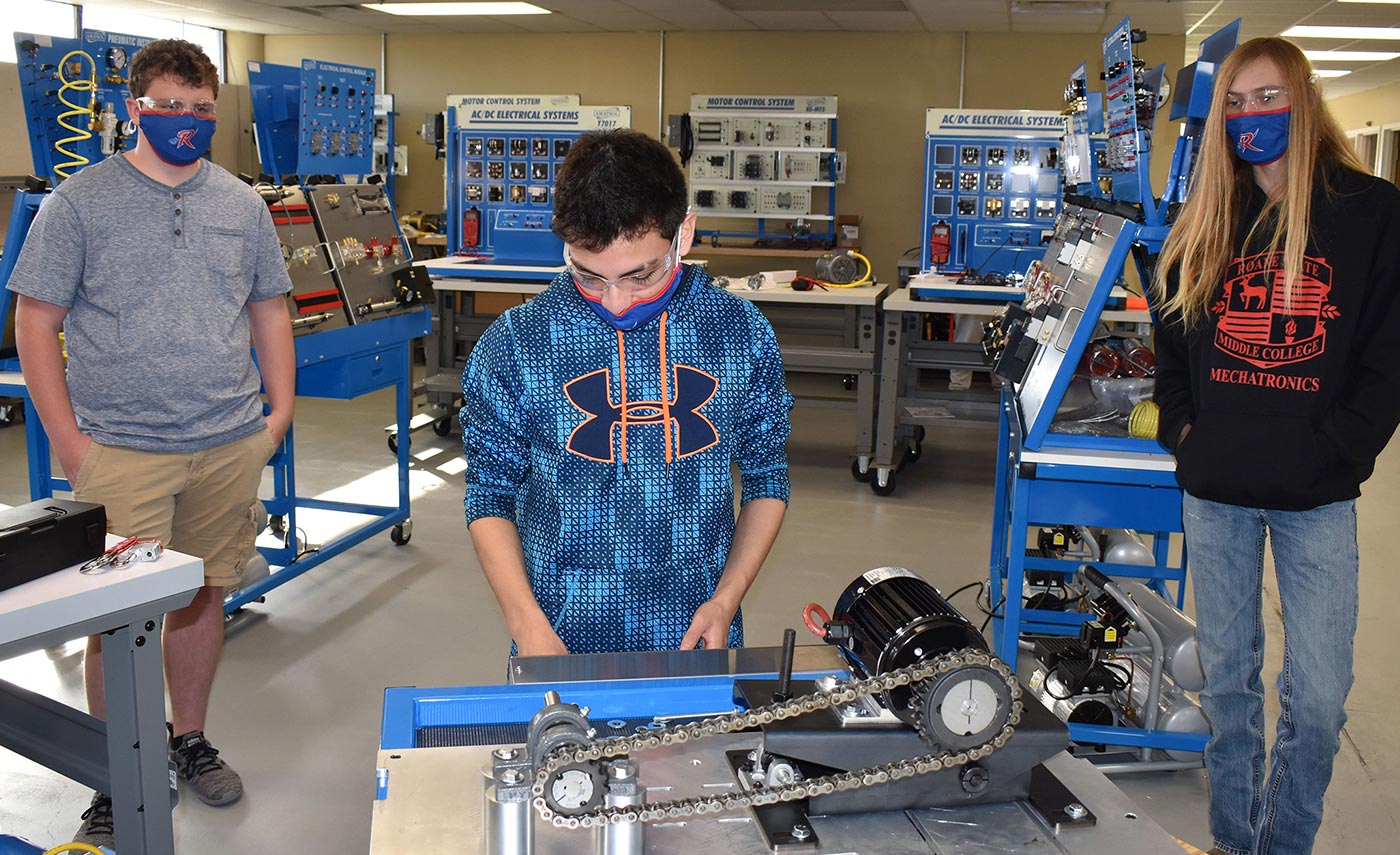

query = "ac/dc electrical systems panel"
[
  {"left": 921, "top": 109, "right": 1067, "bottom": 277},
  {"left": 445, "top": 94, "right": 631, "bottom": 263}
]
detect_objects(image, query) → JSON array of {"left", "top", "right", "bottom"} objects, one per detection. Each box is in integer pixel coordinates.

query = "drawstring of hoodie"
[{"left": 612, "top": 310, "right": 674, "bottom": 473}]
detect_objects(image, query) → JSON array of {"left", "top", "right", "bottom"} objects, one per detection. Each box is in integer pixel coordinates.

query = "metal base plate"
[{"left": 371, "top": 736, "right": 1190, "bottom": 854}]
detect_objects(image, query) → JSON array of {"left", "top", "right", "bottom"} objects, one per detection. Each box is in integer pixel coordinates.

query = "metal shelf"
[
  {"left": 692, "top": 179, "right": 837, "bottom": 188},
  {"left": 692, "top": 212, "right": 833, "bottom": 221},
  {"left": 693, "top": 145, "right": 837, "bottom": 154}
]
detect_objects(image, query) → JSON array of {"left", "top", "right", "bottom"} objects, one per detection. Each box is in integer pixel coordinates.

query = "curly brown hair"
[{"left": 128, "top": 39, "right": 219, "bottom": 100}]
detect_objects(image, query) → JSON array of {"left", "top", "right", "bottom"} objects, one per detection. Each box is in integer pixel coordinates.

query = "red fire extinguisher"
[
  {"left": 462, "top": 206, "right": 481, "bottom": 250},
  {"left": 929, "top": 219, "right": 951, "bottom": 266}
]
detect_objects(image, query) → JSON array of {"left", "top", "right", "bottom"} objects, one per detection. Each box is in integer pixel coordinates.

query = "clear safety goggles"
[
  {"left": 135, "top": 96, "right": 217, "bottom": 118},
  {"left": 1224, "top": 86, "right": 1289, "bottom": 112},
  {"left": 564, "top": 227, "right": 681, "bottom": 295}
]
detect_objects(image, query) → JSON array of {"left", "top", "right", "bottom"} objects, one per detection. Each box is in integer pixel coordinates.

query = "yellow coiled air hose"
[
  {"left": 53, "top": 50, "right": 99, "bottom": 179},
  {"left": 1128, "top": 400, "right": 1160, "bottom": 439}
]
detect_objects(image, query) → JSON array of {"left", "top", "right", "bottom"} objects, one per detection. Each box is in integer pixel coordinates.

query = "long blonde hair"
[{"left": 1152, "top": 38, "right": 1368, "bottom": 327}]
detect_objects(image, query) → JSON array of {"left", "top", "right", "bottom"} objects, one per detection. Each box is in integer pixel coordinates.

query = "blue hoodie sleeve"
[
  {"left": 462, "top": 313, "right": 529, "bottom": 524},
  {"left": 735, "top": 306, "right": 794, "bottom": 504}
]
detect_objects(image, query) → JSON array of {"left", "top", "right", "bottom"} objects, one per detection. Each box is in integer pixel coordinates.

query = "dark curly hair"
[
  {"left": 552, "top": 129, "right": 687, "bottom": 252},
  {"left": 129, "top": 39, "right": 219, "bottom": 100}
]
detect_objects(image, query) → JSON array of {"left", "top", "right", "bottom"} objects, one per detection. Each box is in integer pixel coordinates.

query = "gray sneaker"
[
  {"left": 171, "top": 730, "right": 243, "bottom": 806},
  {"left": 75, "top": 791, "right": 114, "bottom": 848}
]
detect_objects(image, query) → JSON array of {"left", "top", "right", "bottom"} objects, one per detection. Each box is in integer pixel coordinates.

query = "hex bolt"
[
  {"left": 1064, "top": 802, "right": 1088, "bottom": 820},
  {"left": 493, "top": 747, "right": 517, "bottom": 761},
  {"left": 500, "top": 769, "right": 524, "bottom": 785},
  {"left": 791, "top": 823, "right": 812, "bottom": 840}
]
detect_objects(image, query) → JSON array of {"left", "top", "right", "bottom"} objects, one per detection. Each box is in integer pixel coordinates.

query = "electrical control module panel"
[
  {"left": 298, "top": 59, "right": 377, "bottom": 176},
  {"left": 248, "top": 59, "right": 377, "bottom": 180},
  {"left": 445, "top": 94, "right": 631, "bottom": 263},
  {"left": 680, "top": 94, "right": 844, "bottom": 246},
  {"left": 920, "top": 109, "right": 1067, "bottom": 278},
  {"left": 14, "top": 29, "right": 155, "bottom": 183},
  {"left": 1101, "top": 21, "right": 1166, "bottom": 205}
]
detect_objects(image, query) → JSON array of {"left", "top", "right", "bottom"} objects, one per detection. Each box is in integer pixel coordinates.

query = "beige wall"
[{"left": 1326, "top": 81, "right": 1400, "bottom": 133}]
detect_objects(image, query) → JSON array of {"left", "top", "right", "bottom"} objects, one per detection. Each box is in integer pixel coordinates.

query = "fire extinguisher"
[
  {"left": 462, "top": 206, "right": 481, "bottom": 250},
  {"left": 929, "top": 219, "right": 951, "bottom": 266}
]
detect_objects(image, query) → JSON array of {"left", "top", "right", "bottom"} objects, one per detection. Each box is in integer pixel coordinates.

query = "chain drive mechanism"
[{"left": 530, "top": 647, "right": 1023, "bottom": 829}]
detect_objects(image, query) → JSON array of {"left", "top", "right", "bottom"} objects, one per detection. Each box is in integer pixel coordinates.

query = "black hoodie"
[{"left": 1155, "top": 165, "right": 1400, "bottom": 510}]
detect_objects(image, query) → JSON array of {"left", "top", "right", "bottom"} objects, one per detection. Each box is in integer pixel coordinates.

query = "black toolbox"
[{"left": 0, "top": 499, "right": 107, "bottom": 594}]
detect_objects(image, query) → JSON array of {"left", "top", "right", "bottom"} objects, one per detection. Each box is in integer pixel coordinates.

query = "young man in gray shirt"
[{"left": 6, "top": 39, "right": 294, "bottom": 846}]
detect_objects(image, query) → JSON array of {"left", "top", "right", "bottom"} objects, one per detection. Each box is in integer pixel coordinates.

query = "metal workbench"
[
  {"left": 420, "top": 258, "right": 892, "bottom": 471},
  {"left": 0, "top": 535, "right": 204, "bottom": 855},
  {"left": 370, "top": 646, "right": 1192, "bottom": 854}
]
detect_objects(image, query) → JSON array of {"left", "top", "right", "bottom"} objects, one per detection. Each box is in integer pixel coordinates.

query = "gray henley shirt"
[{"left": 5, "top": 154, "right": 293, "bottom": 452}]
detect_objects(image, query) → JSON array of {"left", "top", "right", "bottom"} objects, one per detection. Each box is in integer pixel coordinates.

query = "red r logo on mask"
[
  {"left": 173, "top": 129, "right": 197, "bottom": 149},
  {"left": 1238, "top": 130, "right": 1262, "bottom": 153}
]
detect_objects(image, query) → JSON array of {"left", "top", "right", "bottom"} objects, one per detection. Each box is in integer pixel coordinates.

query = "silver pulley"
[{"left": 816, "top": 252, "right": 860, "bottom": 285}]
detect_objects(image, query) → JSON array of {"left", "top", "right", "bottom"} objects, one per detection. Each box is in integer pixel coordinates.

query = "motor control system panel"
[
  {"left": 14, "top": 29, "right": 155, "bottom": 183},
  {"left": 444, "top": 94, "right": 631, "bottom": 263},
  {"left": 680, "top": 94, "right": 844, "bottom": 246},
  {"left": 920, "top": 109, "right": 1067, "bottom": 278},
  {"left": 248, "top": 59, "right": 377, "bottom": 179}
]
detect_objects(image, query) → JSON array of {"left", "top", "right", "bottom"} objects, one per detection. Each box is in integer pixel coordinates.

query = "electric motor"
[
  {"left": 815, "top": 251, "right": 860, "bottom": 285},
  {"left": 825, "top": 568, "right": 1011, "bottom": 749}
]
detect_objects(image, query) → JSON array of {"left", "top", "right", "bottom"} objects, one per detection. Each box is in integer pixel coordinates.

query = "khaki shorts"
[{"left": 73, "top": 428, "right": 276, "bottom": 588}]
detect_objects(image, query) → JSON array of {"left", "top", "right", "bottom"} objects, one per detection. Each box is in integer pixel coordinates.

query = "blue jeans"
[{"left": 1182, "top": 494, "right": 1358, "bottom": 855}]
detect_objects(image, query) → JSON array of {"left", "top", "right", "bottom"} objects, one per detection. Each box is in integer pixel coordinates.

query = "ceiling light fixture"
[
  {"left": 360, "top": 2, "right": 551, "bottom": 16},
  {"left": 1312, "top": 69, "right": 1353, "bottom": 78},
  {"left": 1303, "top": 50, "right": 1400, "bottom": 61},
  {"left": 1282, "top": 25, "right": 1400, "bottom": 39},
  {"left": 1009, "top": 0, "right": 1109, "bottom": 13}
]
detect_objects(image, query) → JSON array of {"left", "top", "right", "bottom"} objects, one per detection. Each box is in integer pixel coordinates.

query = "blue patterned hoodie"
[{"left": 463, "top": 265, "right": 793, "bottom": 654}]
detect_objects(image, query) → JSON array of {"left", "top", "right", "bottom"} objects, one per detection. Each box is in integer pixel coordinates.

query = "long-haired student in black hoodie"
[{"left": 1152, "top": 38, "right": 1400, "bottom": 855}]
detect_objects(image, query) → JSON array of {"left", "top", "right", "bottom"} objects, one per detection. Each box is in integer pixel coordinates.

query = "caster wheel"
[
  {"left": 871, "top": 470, "right": 897, "bottom": 496},
  {"left": 906, "top": 441, "right": 923, "bottom": 464},
  {"left": 842, "top": 375, "right": 856, "bottom": 392},
  {"left": 432, "top": 416, "right": 453, "bottom": 437},
  {"left": 914, "top": 426, "right": 927, "bottom": 444},
  {"left": 269, "top": 515, "right": 286, "bottom": 537},
  {"left": 391, "top": 520, "right": 413, "bottom": 545},
  {"left": 851, "top": 460, "right": 873, "bottom": 483},
  {"left": 387, "top": 432, "right": 399, "bottom": 454},
  {"left": 0, "top": 405, "right": 13, "bottom": 427}
]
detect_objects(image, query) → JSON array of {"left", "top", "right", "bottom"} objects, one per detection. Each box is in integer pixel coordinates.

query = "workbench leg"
[
  {"left": 397, "top": 341, "right": 412, "bottom": 520},
  {"left": 852, "top": 305, "right": 878, "bottom": 461},
  {"left": 996, "top": 480, "right": 1033, "bottom": 665},
  {"left": 102, "top": 620, "right": 177, "bottom": 855},
  {"left": 872, "top": 307, "right": 905, "bottom": 471},
  {"left": 988, "top": 394, "right": 1012, "bottom": 620}
]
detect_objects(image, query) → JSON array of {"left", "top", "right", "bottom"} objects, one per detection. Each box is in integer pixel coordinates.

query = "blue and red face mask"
[
  {"left": 576, "top": 266, "right": 685, "bottom": 331},
  {"left": 137, "top": 111, "right": 216, "bottom": 166},
  {"left": 1225, "top": 108, "right": 1291, "bottom": 166}
]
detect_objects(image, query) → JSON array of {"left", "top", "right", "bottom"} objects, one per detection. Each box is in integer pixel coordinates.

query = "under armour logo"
[
  {"left": 564, "top": 364, "right": 720, "bottom": 463},
  {"left": 171, "top": 129, "right": 197, "bottom": 149},
  {"left": 1238, "top": 130, "right": 1262, "bottom": 153}
]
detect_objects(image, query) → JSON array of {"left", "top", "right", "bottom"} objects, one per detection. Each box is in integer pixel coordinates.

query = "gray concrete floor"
[{"left": 0, "top": 381, "right": 1396, "bottom": 853}]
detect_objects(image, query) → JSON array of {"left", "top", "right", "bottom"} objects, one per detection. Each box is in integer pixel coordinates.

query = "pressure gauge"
[{"left": 106, "top": 47, "right": 128, "bottom": 71}]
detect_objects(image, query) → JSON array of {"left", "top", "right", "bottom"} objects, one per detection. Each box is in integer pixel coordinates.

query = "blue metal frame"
[
  {"left": 381, "top": 668, "right": 843, "bottom": 750},
  {"left": 224, "top": 307, "right": 432, "bottom": 613}
]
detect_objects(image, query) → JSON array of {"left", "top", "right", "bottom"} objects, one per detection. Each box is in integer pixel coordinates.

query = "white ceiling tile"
[
  {"left": 823, "top": 11, "right": 923, "bottom": 32},
  {"left": 733, "top": 12, "right": 840, "bottom": 30},
  {"left": 619, "top": 0, "right": 754, "bottom": 29}
]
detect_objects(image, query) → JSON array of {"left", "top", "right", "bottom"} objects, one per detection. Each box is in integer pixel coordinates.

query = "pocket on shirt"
[{"left": 203, "top": 226, "right": 246, "bottom": 283}]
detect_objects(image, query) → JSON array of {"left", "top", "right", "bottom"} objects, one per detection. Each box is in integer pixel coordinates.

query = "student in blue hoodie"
[{"left": 462, "top": 129, "right": 794, "bottom": 656}]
